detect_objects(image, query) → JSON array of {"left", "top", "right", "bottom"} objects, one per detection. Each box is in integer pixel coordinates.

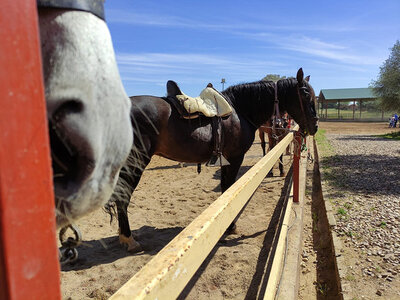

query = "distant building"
[{"left": 317, "top": 88, "right": 382, "bottom": 120}]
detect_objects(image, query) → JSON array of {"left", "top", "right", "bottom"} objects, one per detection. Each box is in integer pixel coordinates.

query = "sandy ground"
[
  {"left": 60, "top": 133, "right": 293, "bottom": 299},
  {"left": 60, "top": 121, "right": 399, "bottom": 299},
  {"left": 318, "top": 121, "right": 400, "bottom": 135}
]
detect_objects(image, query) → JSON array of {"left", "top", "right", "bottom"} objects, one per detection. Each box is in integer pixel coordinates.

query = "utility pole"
[{"left": 221, "top": 78, "right": 225, "bottom": 91}]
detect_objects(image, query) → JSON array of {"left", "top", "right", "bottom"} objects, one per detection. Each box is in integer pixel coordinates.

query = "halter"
[
  {"left": 37, "top": 0, "right": 105, "bottom": 21},
  {"left": 296, "top": 84, "right": 311, "bottom": 135},
  {"left": 272, "top": 82, "right": 281, "bottom": 133},
  {"left": 272, "top": 81, "right": 312, "bottom": 137}
]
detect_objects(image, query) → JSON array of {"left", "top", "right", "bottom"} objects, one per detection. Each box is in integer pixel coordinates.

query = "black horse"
[{"left": 112, "top": 68, "right": 318, "bottom": 252}]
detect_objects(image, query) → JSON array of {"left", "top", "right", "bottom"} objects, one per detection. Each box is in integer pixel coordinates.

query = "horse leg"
[
  {"left": 115, "top": 146, "right": 152, "bottom": 252},
  {"left": 117, "top": 197, "right": 141, "bottom": 252},
  {"left": 267, "top": 133, "right": 275, "bottom": 177},
  {"left": 260, "top": 130, "right": 266, "bottom": 156},
  {"left": 220, "top": 156, "right": 244, "bottom": 233},
  {"left": 279, "top": 153, "right": 285, "bottom": 176},
  {"left": 286, "top": 144, "right": 291, "bottom": 155}
]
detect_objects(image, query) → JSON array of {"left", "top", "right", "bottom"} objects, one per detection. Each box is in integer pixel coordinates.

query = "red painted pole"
[
  {"left": 293, "top": 132, "right": 301, "bottom": 203},
  {"left": 0, "top": 1, "right": 61, "bottom": 299}
]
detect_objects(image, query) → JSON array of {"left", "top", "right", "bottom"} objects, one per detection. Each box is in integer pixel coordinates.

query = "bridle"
[
  {"left": 272, "top": 81, "right": 315, "bottom": 136},
  {"left": 271, "top": 82, "right": 281, "bottom": 133},
  {"left": 296, "top": 83, "right": 318, "bottom": 135},
  {"left": 37, "top": 0, "right": 105, "bottom": 21},
  {"left": 296, "top": 85, "right": 308, "bottom": 121}
]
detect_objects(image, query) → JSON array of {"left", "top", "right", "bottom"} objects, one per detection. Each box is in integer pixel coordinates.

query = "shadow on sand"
[
  {"left": 61, "top": 225, "right": 184, "bottom": 272},
  {"left": 321, "top": 153, "right": 400, "bottom": 196}
]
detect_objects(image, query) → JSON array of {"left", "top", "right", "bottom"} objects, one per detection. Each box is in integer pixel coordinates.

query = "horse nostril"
[
  {"left": 53, "top": 99, "right": 84, "bottom": 122},
  {"left": 49, "top": 98, "right": 94, "bottom": 193}
]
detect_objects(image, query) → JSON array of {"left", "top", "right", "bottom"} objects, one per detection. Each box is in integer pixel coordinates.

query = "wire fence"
[{"left": 318, "top": 101, "right": 396, "bottom": 122}]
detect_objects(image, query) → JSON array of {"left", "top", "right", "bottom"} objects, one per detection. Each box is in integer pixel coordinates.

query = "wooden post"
[
  {"left": 353, "top": 100, "right": 356, "bottom": 120},
  {"left": 293, "top": 133, "right": 302, "bottom": 203},
  {"left": 359, "top": 100, "right": 362, "bottom": 119},
  {"left": 0, "top": 1, "right": 61, "bottom": 299},
  {"left": 325, "top": 101, "right": 328, "bottom": 120}
]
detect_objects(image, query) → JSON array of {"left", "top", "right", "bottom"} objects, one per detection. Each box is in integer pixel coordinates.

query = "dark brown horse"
[
  {"left": 259, "top": 113, "right": 291, "bottom": 176},
  {"left": 112, "top": 68, "right": 318, "bottom": 252}
]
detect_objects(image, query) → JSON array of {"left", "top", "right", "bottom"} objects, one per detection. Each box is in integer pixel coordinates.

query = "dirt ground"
[
  {"left": 318, "top": 121, "right": 400, "bottom": 135},
  {"left": 60, "top": 121, "right": 399, "bottom": 299},
  {"left": 298, "top": 149, "right": 340, "bottom": 300},
  {"left": 299, "top": 121, "right": 400, "bottom": 300},
  {"left": 60, "top": 133, "right": 293, "bottom": 299}
]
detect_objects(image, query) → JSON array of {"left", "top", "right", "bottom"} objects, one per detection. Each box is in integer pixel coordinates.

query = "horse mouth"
[
  {"left": 308, "top": 117, "right": 319, "bottom": 135},
  {"left": 301, "top": 116, "right": 318, "bottom": 136},
  {"left": 49, "top": 121, "right": 95, "bottom": 198}
]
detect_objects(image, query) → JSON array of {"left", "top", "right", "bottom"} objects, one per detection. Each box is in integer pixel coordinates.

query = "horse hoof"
[
  {"left": 267, "top": 172, "right": 273, "bottom": 177},
  {"left": 128, "top": 242, "right": 142, "bottom": 253},
  {"left": 280, "top": 172, "right": 285, "bottom": 177},
  {"left": 119, "top": 234, "right": 142, "bottom": 253}
]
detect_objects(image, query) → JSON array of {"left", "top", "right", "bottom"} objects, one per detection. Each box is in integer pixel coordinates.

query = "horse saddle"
[{"left": 166, "top": 80, "right": 232, "bottom": 119}]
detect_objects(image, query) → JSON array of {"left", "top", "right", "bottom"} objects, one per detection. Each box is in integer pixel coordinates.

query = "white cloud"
[
  {"left": 106, "top": 9, "right": 358, "bottom": 33},
  {"left": 276, "top": 36, "right": 385, "bottom": 65},
  {"left": 116, "top": 52, "right": 287, "bottom": 82}
]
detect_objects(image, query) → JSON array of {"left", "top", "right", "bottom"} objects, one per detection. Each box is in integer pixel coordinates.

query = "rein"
[{"left": 37, "top": 0, "right": 105, "bottom": 21}]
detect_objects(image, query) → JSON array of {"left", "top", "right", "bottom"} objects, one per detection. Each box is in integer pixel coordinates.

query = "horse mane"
[{"left": 222, "top": 78, "right": 297, "bottom": 127}]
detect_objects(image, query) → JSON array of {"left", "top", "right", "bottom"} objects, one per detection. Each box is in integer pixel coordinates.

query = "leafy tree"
[
  {"left": 363, "top": 100, "right": 380, "bottom": 111},
  {"left": 262, "top": 74, "right": 286, "bottom": 82},
  {"left": 371, "top": 40, "right": 400, "bottom": 111}
]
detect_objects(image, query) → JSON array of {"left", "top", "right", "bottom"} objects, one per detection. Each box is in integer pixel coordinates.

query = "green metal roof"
[{"left": 319, "top": 88, "right": 375, "bottom": 101}]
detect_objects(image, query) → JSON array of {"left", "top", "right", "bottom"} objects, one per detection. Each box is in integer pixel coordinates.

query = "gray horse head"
[{"left": 38, "top": 7, "right": 133, "bottom": 227}]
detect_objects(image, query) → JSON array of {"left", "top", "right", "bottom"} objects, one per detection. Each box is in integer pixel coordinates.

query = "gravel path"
[{"left": 322, "top": 132, "right": 400, "bottom": 297}]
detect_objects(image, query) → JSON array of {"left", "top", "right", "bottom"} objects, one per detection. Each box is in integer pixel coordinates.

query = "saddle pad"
[{"left": 176, "top": 87, "right": 232, "bottom": 118}]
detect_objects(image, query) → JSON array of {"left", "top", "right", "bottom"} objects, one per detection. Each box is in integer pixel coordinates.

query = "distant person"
[
  {"left": 389, "top": 116, "right": 395, "bottom": 128},
  {"left": 394, "top": 113, "right": 399, "bottom": 127}
]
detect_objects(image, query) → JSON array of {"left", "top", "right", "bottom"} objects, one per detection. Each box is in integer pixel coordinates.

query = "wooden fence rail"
[{"left": 110, "top": 125, "right": 300, "bottom": 300}]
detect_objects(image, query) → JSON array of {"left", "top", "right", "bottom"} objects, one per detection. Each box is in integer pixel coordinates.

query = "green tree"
[
  {"left": 262, "top": 74, "right": 286, "bottom": 82},
  {"left": 371, "top": 40, "right": 400, "bottom": 111}
]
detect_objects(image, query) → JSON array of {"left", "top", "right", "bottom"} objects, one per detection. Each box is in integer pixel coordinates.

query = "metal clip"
[{"left": 59, "top": 224, "right": 82, "bottom": 265}]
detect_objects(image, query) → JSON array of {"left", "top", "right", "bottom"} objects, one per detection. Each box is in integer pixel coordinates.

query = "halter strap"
[
  {"left": 272, "top": 82, "right": 281, "bottom": 133},
  {"left": 296, "top": 85, "right": 312, "bottom": 136},
  {"left": 296, "top": 86, "right": 306, "bottom": 120},
  {"left": 37, "top": 0, "right": 105, "bottom": 21}
]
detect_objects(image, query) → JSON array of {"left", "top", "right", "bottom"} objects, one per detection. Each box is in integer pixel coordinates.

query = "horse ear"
[
  {"left": 296, "top": 68, "right": 304, "bottom": 85},
  {"left": 305, "top": 75, "right": 310, "bottom": 82},
  {"left": 167, "top": 80, "right": 183, "bottom": 97}
]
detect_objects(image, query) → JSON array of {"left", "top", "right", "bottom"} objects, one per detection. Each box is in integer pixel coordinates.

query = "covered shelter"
[{"left": 317, "top": 88, "right": 383, "bottom": 120}]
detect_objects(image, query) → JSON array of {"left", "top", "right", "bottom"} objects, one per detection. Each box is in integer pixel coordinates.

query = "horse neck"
[
  {"left": 223, "top": 80, "right": 296, "bottom": 128},
  {"left": 276, "top": 79, "right": 299, "bottom": 118}
]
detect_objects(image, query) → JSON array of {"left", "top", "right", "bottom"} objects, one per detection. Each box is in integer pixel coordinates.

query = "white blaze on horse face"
[{"left": 39, "top": 10, "right": 133, "bottom": 227}]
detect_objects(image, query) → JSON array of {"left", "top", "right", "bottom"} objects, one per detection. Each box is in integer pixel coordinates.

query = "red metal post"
[
  {"left": 293, "top": 132, "right": 301, "bottom": 203},
  {"left": 0, "top": 1, "right": 61, "bottom": 299}
]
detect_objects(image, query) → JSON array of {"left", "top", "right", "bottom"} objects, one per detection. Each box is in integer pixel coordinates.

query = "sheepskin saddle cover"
[{"left": 167, "top": 81, "right": 232, "bottom": 119}]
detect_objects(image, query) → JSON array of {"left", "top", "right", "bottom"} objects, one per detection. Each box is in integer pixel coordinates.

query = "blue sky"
[{"left": 104, "top": 0, "right": 400, "bottom": 97}]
